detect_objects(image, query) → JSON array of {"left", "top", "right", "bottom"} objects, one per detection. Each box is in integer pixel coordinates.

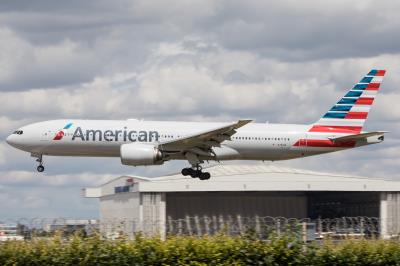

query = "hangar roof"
[{"left": 84, "top": 164, "right": 400, "bottom": 198}]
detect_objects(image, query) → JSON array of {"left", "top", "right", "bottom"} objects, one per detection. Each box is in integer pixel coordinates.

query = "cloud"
[
  {"left": 209, "top": 1, "right": 400, "bottom": 60},
  {"left": 0, "top": 144, "right": 5, "bottom": 165},
  {"left": 0, "top": 0, "right": 399, "bottom": 92},
  {"left": 0, "top": 27, "right": 102, "bottom": 91},
  {"left": 0, "top": 186, "right": 99, "bottom": 219},
  {"left": 0, "top": 169, "right": 115, "bottom": 218},
  {"left": 1, "top": 39, "right": 399, "bottom": 123},
  {"left": 0, "top": 170, "right": 114, "bottom": 187}
]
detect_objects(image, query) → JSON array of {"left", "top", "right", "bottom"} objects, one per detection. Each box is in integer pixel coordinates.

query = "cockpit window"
[{"left": 13, "top": 130, "right": 23, "bottom": 135}]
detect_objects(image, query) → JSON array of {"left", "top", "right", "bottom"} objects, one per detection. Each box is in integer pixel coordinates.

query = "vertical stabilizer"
[{"left": 310, "top": 69, "right": 386, "bottom": 134}]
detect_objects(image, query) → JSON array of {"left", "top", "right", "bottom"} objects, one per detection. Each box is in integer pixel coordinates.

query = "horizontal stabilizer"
[{"left": 328, "top": 131, "right": 388, "bottom": 142}]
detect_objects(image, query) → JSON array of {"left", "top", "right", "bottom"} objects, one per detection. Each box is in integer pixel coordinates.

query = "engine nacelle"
[{"left": 120, "top": 143, "right": 164, "bottom": 166}]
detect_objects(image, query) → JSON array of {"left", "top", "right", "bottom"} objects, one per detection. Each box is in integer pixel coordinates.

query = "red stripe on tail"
[
  {"left": 366, "top": 83, "right": 380, "bottom": 90},
  {"left": 345, "top": 112, "right": 368, "bottom": 119},
  {"left": 355, "top": 97, "right": 374, "bottom": 105},
  {"left": 309, "top": 125, "right": 362, "bottom": 133},
  {"left": 376, "top": 70, "right": 386, "bottom": 76}
]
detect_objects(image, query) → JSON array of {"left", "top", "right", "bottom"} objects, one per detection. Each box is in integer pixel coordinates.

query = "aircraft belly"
[{"left": 227, "top": 142, "right": 293, "bottom": 161}]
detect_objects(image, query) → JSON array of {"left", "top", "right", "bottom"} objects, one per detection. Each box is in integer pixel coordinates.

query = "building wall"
[
  {"left": 166, "top": 192, "right": 307, "bottom": 219},
  {"left": 141, "top": 192, "right": 166, "bottom": 237},
  {"left": 381, "top": 192, "right": 400, "bottom": 238},
  {"left": 100, "top": 192, "right": 166, "bottom": 238},
  {"left": 100, "top": 192, "right": 141, "bottom": 237}
]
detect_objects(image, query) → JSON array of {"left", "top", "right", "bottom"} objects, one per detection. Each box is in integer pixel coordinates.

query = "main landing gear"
[
  {"left": 32, "top": 153, "right": 45, "bottom": 172},
  {"left": 181, "top": 165, "right": 211, "bottom": 180}
]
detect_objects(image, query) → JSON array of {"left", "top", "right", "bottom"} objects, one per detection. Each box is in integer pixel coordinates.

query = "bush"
[{"left": 0, "top": 234, "right": 400, "bottom": 265}]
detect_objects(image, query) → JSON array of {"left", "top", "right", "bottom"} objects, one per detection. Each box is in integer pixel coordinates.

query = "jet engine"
[{"left": 120, "top": 143, "right": 164, "bottom": 166}]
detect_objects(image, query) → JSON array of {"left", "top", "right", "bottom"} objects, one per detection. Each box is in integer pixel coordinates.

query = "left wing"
[{"left": 158, "top": 119, "right": 252, "bottom": 156}]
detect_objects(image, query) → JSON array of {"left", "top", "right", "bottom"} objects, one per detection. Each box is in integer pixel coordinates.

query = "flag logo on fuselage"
[{"left": 53, "top": 123, "right": 73, "bottom": 140}]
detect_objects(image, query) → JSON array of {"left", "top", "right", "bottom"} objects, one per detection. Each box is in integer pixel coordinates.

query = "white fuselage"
[{"left": 6, "top": 119, "right": 378, "bottom": 163}]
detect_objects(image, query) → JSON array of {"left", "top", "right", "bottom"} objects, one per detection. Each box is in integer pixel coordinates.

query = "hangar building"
[{"left": 83, "top": 164, "right": 400, "bottom": 239}]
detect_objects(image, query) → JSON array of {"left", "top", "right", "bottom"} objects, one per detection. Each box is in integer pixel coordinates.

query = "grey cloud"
[
  {"left": 207, "top": 1, "right": 400, "bottom": 60},
  {"left": 1, "top": 0, "right": 400, "bottom": 92},
  {"left": 0, "top": 186, "right": 99, "bottom": 219}
]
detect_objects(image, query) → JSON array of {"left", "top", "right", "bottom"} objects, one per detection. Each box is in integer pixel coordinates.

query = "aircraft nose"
[{"left": 6, "top": 134, "right": 16, "bottom": 146}]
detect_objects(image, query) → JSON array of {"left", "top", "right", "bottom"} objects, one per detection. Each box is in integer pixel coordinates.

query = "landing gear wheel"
[
  {"left": 190, "top": 169, "right": 198, "bottom": 178},
  {"left": 37, "top": 165, "right": 45, "bottom": 172},
  {"left": 181, "top": 168, "right": 191, "bottom": 176},
  {"left": 181, "top": 163, "right": 210, "bottom": 179},
  {"left": 194, "top": 170, "right": 202, "bottom": 177},
  {"left": 199, "top": 172, "right": 211, "bottom": 180}
]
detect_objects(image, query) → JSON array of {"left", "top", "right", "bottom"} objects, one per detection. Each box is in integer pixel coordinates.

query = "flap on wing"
[
  {"left": 159, "top": 119, "right": 253, "bottom": 151},
  {"left": 329, "top": 131, "right": 388, "bottom": 142}
]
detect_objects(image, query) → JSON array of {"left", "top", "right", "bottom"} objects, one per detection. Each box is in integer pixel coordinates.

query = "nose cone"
[
  {"left": 6, "top": 134, "right": 16, "bottom": 147},
  {"left": 6, "top": 135, "right": 12, "bottom": 145}
]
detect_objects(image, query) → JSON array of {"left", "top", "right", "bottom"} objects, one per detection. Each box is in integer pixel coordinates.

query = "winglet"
[{"left": 234, "top": 119, "right": 253, "bottom": 129}]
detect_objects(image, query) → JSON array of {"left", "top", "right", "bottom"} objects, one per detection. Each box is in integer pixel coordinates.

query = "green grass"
[{"left": 1, "top": 233, "right": 400, "bottom": 265}]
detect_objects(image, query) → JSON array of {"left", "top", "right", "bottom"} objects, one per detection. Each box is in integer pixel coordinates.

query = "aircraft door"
[
  {"left": 40, "top": 130, "right": 51, "bottom": 141},
  {"left": 293, "top": 132, "right": 307, "bottom": 158},
  {"left": 288, "top": 132, "right": 307, "bottom": 159},
  {"left": 302, "top": 133, "right": 308, "bottom": 157}
]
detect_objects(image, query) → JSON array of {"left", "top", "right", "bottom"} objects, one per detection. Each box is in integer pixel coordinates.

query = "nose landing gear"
[
  {"left": 37, "top": 165, "right": 45, "bottom": 172},
  {"left": 181, "top": 165, "right": 211, "bottom": 180},
  {"left": 31, "top": 153, "right": 45, "bottom": 173}
]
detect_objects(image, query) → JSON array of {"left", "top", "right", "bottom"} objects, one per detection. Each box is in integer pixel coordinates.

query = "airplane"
[{"left": 6, "top": 69, "right": 386, "bottom": 180}]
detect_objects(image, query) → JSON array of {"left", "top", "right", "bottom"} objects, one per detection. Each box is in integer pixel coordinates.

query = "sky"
[{"left": 1, "top": 0, "right": 400, "bottom": 219}]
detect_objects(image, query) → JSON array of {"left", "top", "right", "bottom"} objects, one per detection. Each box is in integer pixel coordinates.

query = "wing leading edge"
[{"left": 158, "top": 119, "right": 253, "bottom": 154}]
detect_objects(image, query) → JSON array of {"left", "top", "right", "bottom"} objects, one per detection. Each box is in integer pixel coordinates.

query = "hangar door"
[{"left": 166, "top": 192, "right": 307, "bottom": 220}]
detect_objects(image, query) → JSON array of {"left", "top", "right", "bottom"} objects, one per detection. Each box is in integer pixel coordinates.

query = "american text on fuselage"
[{"left": 72, "top": 127, "right": 159, "bottom": 142}]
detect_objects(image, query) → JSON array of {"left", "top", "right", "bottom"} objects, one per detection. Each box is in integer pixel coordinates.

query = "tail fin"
[{"left": 310, "top": 69, "right": 386, "bottom": 134}]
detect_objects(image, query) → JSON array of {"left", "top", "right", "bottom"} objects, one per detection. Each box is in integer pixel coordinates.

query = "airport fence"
[
  {"left": 166, "top": 216, "right": 380, "bottom": 239},
  {"left": 0, "top": 216, "right": 382, "bottom": 240}
]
